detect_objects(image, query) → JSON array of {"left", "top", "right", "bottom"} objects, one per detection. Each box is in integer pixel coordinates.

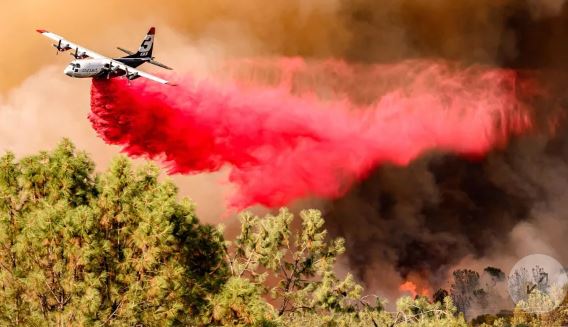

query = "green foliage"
[
  {"left": 210, "top": 277, "right": 278, "bottom": 326},
  {"left": 282, "top": 296, "right": 466, "bottom": 327},
  {"left": 221, "top": 209, "right": 467, "bottom": 326},
  {"left": 391, "top": 296, "right": 467, "bottom": 327},
  {"left": 224, "top": 208, "right": 362, "bottom": 316},
  {"left": 4, "top": 140, "right": 558, "bottom": 327},
  {"left": 507, "top": 290, "right": 568, "bottom": 327},
  {"left": 0, "top": 140, "right": 227, "bottom": 326}
]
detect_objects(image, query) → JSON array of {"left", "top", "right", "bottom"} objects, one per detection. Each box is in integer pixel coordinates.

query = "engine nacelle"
[{"left": 126, "top": 72, "right": 140, "bottom": 80}]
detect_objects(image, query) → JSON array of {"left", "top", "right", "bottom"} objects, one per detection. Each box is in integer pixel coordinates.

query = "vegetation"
[
  {"left": 0, "top": 140, "right": 566, "bottom": 326},
  {"left": 0, "top": 140, "right": 226, "bottom": 325}
]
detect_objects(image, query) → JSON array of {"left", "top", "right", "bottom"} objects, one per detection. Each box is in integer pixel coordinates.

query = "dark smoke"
[
  {"left": 338, "top": 0, "right": 568, "bottom": 68},
  {"left": 322, "top": 1, "right": 568, "bottom": 299}
]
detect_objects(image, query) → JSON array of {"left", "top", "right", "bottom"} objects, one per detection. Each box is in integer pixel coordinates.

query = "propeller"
[
  {"left": 123, "top": 66, "right": 140, "bottom": 85},
  {"left": 53, "top": 40, "right": 70, "bottom": 55},
  {"left": 106, "top": 61, "right": 120, "bottom": 79},
  {"left": 125, "top": 67, "right": 131, "bottom": 86},
  {"left": 71, "top": 47, "right": 86, "bottom": 59},
  {"left": 107, "top": 62, "right": 113, "bottom": 79}
]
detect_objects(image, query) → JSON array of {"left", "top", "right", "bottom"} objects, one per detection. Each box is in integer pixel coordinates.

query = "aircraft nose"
[{"left": 64, "top": 66, "right": 73, "bottom": 77}]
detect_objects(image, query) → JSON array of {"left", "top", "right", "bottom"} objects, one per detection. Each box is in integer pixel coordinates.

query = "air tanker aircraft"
[{"left": 37, "top": 27, "right": 175, "bottom": 85}]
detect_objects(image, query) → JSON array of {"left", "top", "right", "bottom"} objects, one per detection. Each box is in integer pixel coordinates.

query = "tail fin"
[
  {"left": 135, "top": 27, "right": 155, "bottom": 58},
  {"left": 116, "top": 27, "right": 173, "bottom": 70}
]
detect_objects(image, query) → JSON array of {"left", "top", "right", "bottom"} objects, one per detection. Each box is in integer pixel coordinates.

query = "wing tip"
[
  {"left": 36, "top": 29, "right": 48, "bottom": 34},
  {"left": 166, "top": 82, "right": 177, "bottom": 86},
  {"left": 148, "top": 27, "right": 156, "bottom": 35}
]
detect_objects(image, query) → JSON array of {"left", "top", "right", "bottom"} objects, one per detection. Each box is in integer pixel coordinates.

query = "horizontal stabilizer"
[
  {"left": 117, "top": 47, "right": 135, "bottom": 55},
  {"left": 149, "top": 60, "right": 173, "bottom": 70}
]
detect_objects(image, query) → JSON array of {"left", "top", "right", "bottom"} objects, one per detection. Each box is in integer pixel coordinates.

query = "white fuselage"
[{"left": 64, "top": 59, "right": 114, "bottom": 78}]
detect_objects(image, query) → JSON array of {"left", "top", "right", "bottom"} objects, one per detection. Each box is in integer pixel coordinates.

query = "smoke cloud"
[
  {"left": 3, "top": 0, "right": 568, "bottom": 310},
  {"left": 6, "top": 0, "right": 568, "bottom": 90},
  {"left": 317, "top": 1, "right": 568, "bottom": 303}
]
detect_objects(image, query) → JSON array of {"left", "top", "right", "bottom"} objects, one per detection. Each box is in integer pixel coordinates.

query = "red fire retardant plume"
[{"left": 89, "top": 59, "right": 535, "bottom": 210}]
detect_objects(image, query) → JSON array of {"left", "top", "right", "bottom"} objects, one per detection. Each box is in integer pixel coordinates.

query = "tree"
[
  {"left": 209, "top": 277, "right": 278, "bottom": 326},
  {"left": 223, "top": 208, "right": 362, "bottom": 317},
  {"left": 433, "top": 289, "right": 449, "bottom": 304},
  {"left": 1, "top": 140, "right": 523, "bottom": 326},
  {"left": 450, "top": 269, "right": 486, "bottom": 317},
  {"left": 282, "top": 295, "right": 467, "bottom": 327},
  {"left": 392, "top": 295, "right": 467, "bottom": 327},
  {"left": 0, "top": 140, "right": 227, "bottom": 325},
  {"left": 483, "top": 267, "right": 505, "bottom": 282},
  {"left": 224, "top": 209, "right": 467, "bottom": 327}
]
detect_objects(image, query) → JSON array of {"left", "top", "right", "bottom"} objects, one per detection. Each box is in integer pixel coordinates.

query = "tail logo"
[{"left": 139, "top": 35, "right": 154, "bottom": 56}]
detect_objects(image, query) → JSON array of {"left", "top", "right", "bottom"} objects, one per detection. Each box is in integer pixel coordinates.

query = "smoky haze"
[
  {"left": 4, "top": 0, "right": 568, "bottom": 90},
  {"left": 322, "top": 0, "right": 568, "bottom": 303},
  {"left": 2, "top": 0, "right": 568, "bottom": 305}
]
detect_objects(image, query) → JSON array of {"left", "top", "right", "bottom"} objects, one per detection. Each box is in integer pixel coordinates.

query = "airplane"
[{"left": 36, "top": 27, "right": 175, "bottom": 85}]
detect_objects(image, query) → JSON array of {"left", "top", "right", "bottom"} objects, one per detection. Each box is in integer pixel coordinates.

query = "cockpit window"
[{"left": 75, "top": 64, "right": 81, "bottom": 68}]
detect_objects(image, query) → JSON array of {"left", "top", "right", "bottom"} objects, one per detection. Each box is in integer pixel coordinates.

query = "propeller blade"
[
  {"left": 71, "top": 47, "right": 79, "bottom": 59},
  {"left": 125, "top": 67, "right": 131, "bottom": 85},
  {"left": 107, "top": 61, "right": 112, "bottom": 79}
]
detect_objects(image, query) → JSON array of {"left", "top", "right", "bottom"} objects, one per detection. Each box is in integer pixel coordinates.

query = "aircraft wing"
[
  {"left": 37, "top": 29, "right": 175, "bottom": 86},
  {"left": 36, "top": 29, "right": 106, "bottom": 59},
  {"left": 108, "top": 59, "right": 175, "bottom": 85}
]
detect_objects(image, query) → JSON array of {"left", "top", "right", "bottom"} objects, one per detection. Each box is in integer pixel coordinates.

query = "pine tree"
[
  {"left": 0, "top": 140, "right": 227, "bottom": 326},
  {"left": 223, "top": 208, "right": 362, "bottom": 318},
  {"left": 0, "top": 140, "right": 499, "bottom": 326}
]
